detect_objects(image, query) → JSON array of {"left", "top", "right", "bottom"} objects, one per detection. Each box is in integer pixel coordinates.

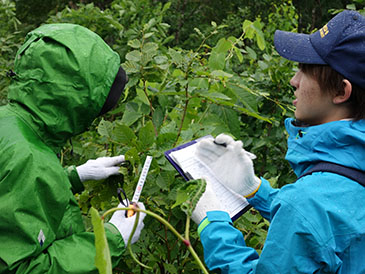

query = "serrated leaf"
[
  {"left": 122, "top": 60, "right": 140, "bottom": 74},
  {"left": 210, "top": 70, "right": 233, "bottom": 78},
  {"left": 154, "top": 55, "right": 168, "bottom": 64},
  {"left": 139, "top": 121, "right": 155, "bottom": 148},
  {"left": 171, "top": 190, "right": 189, "bottom": 209},
  {"left": 258, "top": 60, "right": 268, "bottom": 70},
  {"left": 215, "top": 38, "right": 231, "bottom": 53},
  {"left": 255, "top": 30, "right": 266, "bottom": 50},
  {"left": 189, "top": 77, "right": 209, "bottom": 89},
  {"left": 156, "top": 132, "right": 177, "bottom": 149},
  {"left": 128, "top": 39, "right": 141, "bottom": 49},
  {"left": 90, "top": 207, "right": 112, "bottom": 274},
  {"left": 197, "top": 90, "right": 231, "bottom": 101},
  {"left": 208, "top": 51, "right": 225, "bottom": 70},
  {"left": 152, "top": 106, "right": 164, "bottom": 129},
  {"left": 234, "top": 46, "right": 243, "bottom": 63},
  {"left": 142, "top": 42, "right": 158, "bottom": 53},
  {"left": 245, "top": 46, "right": 257, "bottom": 60},
  {"left": 126, "top": 50, "right": 141, "bottom": 62},
  {"left": 143, "top": 32, "right": 154, "bottom": 39},
  {"left": 229, "top": 83, "right": 258, "bottom": 112},
  {"left": 97, "top": 119, "right": 113, "bottom": 138},
  {"left": 163, "top": 263, "right": 177, "bottom": 274},
  {"left": 136, "top": 88, "right": 150, "bottom": 106},
  {"left": 125, "top": 147, "right": 139, "bottom": 166},
  {"left": 121, "top": 103, "right": 142, "bottom": 126},
  {"left": 180, "top": 179, "right": 206, "bottom": 216},
  {"left": 113, "top": 122, "right": 137, "bottom": 144},
  {"left": 168, "top": 48, "right": 183, "bottom": 65},
  {"left": 242, "top": 19, "right": 253, "bottom": 32}
]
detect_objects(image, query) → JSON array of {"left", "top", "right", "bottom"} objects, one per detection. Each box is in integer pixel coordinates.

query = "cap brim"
[{"left": 274, "top": 30, "right": 326, "bottom": 64}]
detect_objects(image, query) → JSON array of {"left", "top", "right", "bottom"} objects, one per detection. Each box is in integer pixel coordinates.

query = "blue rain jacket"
[{"left": 199, "top": 118, "right": 365, "bottom": 273}]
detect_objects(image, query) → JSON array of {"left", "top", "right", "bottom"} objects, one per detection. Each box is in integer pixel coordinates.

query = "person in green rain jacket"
[{"left": 0, "top": 24, "right": 146, "bottom": 273}]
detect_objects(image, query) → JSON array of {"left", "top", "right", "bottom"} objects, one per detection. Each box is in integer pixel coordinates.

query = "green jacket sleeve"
[
  {"left": 64, "top": 165, "right": 84, "bottom": 194},
  {"left": 0, "top": 130, "right": 125, "bottom": 273}
]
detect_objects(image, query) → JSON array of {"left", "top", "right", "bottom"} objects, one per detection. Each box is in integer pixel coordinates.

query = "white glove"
[
  {"left": 109, "top": 202, "right": 146, "bottom": 245},
  {"left": 191, "top": 181, "right": 225, "bottom": 224},
  {"left": 195, "top": 134, "right": 261, "bottom": 197},
  {"left": 76, "top": 155, "right": 125, "bottom": 182}
]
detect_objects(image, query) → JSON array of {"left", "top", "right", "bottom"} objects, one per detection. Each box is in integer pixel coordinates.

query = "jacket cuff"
[
  {"left": 197, "top": 211, "right": 232, "bottom": 236},
  {"left": 65, "top": 165, "right": 84, "bottom": 194}
]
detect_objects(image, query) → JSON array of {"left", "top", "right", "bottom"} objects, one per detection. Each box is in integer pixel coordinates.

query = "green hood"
[{"left": 7, "top": 23, "right": 120, "bottom": 152}]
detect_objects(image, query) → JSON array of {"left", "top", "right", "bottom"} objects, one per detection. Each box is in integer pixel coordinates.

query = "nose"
[{"left": 290, "top": 71, "right": 300, "bottom": 90}]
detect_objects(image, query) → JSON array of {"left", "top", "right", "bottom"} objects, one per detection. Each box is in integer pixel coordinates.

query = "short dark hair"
[{"left": 299, "top": 63, "right": 365, "bottom": 120}]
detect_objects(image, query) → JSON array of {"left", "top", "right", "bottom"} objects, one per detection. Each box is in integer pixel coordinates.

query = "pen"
[
  {"left": 213, "top": 140, "right": 227, "bottom": 147},
  {"left": 126, "top": 155, "right": 153, "bottom": 217}
]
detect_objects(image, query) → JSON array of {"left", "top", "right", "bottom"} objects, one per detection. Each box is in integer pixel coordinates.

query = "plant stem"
[
  {"left": 185, "top": 216, "right": 190, "bottom": 242},
  {"left": 102, "top": 207, "right": 209, "bottom": 274},
  {"left": 142, "top": 79, "right": 158, "bottom": 136}
]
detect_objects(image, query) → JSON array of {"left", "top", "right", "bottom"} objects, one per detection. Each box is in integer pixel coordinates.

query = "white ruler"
[{"left": 131, "top": 155, "right": 153, "bottom": 203}]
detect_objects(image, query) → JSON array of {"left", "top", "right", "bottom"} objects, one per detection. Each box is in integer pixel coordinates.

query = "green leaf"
[
  {"left": 143, "top": 32, "right": 154, "bottom": 39},
  {"left": 122, "top": 60, "right": 140, "bottom": 74},
  {"left": 242, "top": 19, "right": 254, "bottom": 39},
  {"left": 180, "top": 179, "right": 206, "bottom": 216},
  {"left": 171, "top": 189, "right": 189, "bottom": 209},
  {"left": 142, "top": 42, "right": 158, "bottom": 53},
  {"left": 163, "top": 263, "right": 178, "bottom": 274},
  {"left": 210, "top": 70, "right": 233, "bottom": 78},
  {"left": 229, "top": 83, "right": 258, "bottom": 112},
  {"left": 90, "top": 207, "right": 112, "bottom": 274},
  {"left": 154, "top": 55, "right": 168, "bottom": 64},
  {"left": 258, "top": 60, "right": 268, "bottom": 70},
  {"left": 152, "top": 106, "right": 164, "bottom": 129},
  {"left": 126, "top": 50, "right": 141, "bottom": 62},
  {"left": 208, "top": 51, "right": 225, "bottom": 70},
  {"left": 197, "top": 90, "right": 231, "bottom": 101},
  {"left": 139, "top": 121, "right": 155, "bottom": 148},
  {"left": 128, "top": 39, "right": 141, "bottom": 49},
  {"left": 189, "top": 77, "right": 209, "bottom": 89},
  {"left": 255, "top": 29, "right": 266, "bottom": 51},
  {"left": 234, "top": 47, "right": 243, "bottom": 63},
  {"left": 121, "top": 103, "right": 142, "bottom": 126},
  {"left": 97, "top": 119, "right": 113, "bottom": 138},
  {"left": 136, "top": 88, "right": 150, "bottom": 106},
  {"left": 214, "top": 38, "right": 231, "bottom": 53},
  {"left": 245, "top": 46, "right": 257, "bottom": 60},
  {"left": 125, "top": 147, "right": 140, "bottom": 166},
  {"left": 242, "top": 19, "right": 253, "bottom": 32},
  {"left": 113, "top": 122, "right": 137, "bottom": 144},
  {"left": 168, "top": 48, "right": 183, "bottom": 66},
  {"left": 156, "top": 132, "right": 177, "bottom": 149},
  {"left": 156, "top": 172, "right": 173, "bottom": 191}
]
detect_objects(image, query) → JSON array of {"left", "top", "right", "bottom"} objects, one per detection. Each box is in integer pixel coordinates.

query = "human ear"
[{"left": 333, "top": 79, "right": 352, "bottom": 104}]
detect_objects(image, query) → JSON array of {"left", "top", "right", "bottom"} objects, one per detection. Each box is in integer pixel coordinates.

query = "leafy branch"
[{"left": 91, "top": 179, "right": 208, "bottom": 274}]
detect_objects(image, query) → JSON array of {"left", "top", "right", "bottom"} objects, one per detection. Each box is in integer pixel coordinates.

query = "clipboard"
[{"left": 164, "top": 135, "right": 251, "bottom": 221}]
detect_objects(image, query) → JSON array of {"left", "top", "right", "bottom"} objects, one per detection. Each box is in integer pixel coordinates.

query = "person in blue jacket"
[{"left": 188, "top": 10, "right": 365, "bottom": 273}]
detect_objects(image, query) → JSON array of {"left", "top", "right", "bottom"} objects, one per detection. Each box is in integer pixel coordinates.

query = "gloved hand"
[
  {"left": 76, "top": 155, "right": 125, "bottom": 182},
  {"left": 191, "top": 181, "right": 225, "bottom": 224},
  {"left": 195, "top": 134, "right": 261, "bottom": 198},
  {"left": 109, "top": 202, "right": 146, "bottom": 245}
]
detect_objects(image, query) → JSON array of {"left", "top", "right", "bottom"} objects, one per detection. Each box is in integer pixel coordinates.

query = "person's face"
[{"left": 290, "top": 69, "right": 336, "bottom": 125}]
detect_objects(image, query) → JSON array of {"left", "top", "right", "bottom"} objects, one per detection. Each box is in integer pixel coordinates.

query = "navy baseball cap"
[{"left": 274, "top": 10, "right": 365, "bottom": 88}]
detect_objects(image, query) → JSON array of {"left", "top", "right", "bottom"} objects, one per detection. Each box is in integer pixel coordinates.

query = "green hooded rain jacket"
[{"left": 0, "top": 24, "right": 125, "bottom": 273}]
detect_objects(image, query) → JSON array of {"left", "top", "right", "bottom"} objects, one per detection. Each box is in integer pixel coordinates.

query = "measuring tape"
[
  {"left": 132, "top": 155, "right": 153, "bottom": 203},
  {"left": 126, "top": 155, "right": 153, "bottom": 217}
]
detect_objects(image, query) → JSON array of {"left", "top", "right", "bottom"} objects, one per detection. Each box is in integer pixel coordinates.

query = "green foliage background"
[{"left": 1, "top": 0, "right": 364, "bottom": 273}]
